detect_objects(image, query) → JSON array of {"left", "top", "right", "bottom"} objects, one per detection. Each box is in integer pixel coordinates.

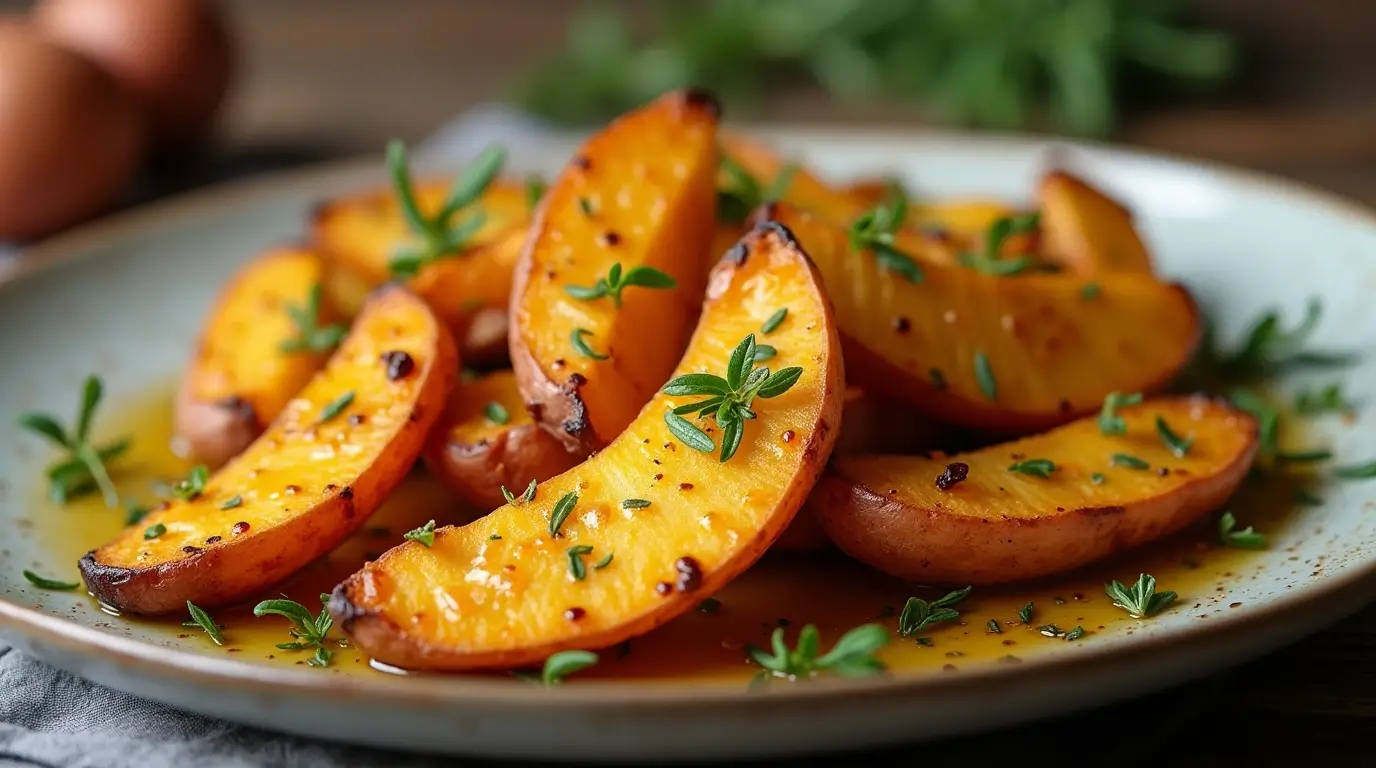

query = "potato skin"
[
  {"left": 816, "top": 397, "right": 1258, "bottom": 584},
  {"left": 82, "top": 285, "right": 457, "bottom": 614},
  {"left": 332, "top": 216, "right": 844, "bottom": 671},
  {"left": 171, "top": 379, "right": 258, "bottom": 469},
  {"left": 427, "top": 423, "right": 580, "bottom": 510}
]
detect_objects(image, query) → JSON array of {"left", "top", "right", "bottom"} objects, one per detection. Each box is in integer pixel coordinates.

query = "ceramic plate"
[{"left": 2, "top": 129, "right": 1376, "bottom": 762}]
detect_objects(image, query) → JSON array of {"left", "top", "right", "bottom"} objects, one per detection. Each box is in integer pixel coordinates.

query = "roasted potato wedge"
[
  {"left": 776, "top": 388, "right": 947, "bottom": 554},
  {"left": 816, "top": 396, "right": 1257, "bottom": 584},
  {"left": 843, "top": 178, "right": 1033, "bottom": 249},
  {"left": 332, "top": 219, "right": 843, "bottom": 671},
  {"left": 80, "top": 285, "right": 457, "bottom": 614},
  {"left": 1038, "top": 169, "right": 1154, "bottom": 274},
  {"left": 511, "top": 89, "right": 719, "bottom": 454},
  {"left": 312, "top": 176, "right": 530, "bottom": 367},
  {"left": 423, "top": 369, "right": 582, "bottom": 510},
  {"left": 770, "top": 204, "right": 1201, "bottom": 432},
  {"left": 173, "top": 246, "right": 337, "bottom": 468}
]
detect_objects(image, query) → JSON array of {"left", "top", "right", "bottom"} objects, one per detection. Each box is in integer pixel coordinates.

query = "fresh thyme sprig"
[
  {"left": 661, "top": 334, "right": 803, "bottom": 462},
  {"left": 279, "top": 283, "right": 347, "bottom": 354},
  {"left": 253, "top": 593, "right": 337, "bottom": 667},
  {"left": 747, "top": 623, "right": 888, "bottom": 680},
  {"left": 897, "top": 586, "right": 971, "bottom": 637},
  {"left": 1217, "top": 298, "right": 1357, "bottom": 378},
  {"left": 185, "top": 601, "right": 225, "bottom": 646},
  {"left": 958, "top": 213, "right": 1042, "bottom": 276},
  {"left": 387, "top": 140, "right": 506, "bottom": 279},
  {"left": 1218, "top": 511, "right": 1267, "bottom": 549},
  {"left": 17, "top": 375, "right": 129, "bottom": 508},
  {"left": 565, "top": 262, "right": 677, "bottom": 307},
  {"left": 847, "top": 181, "right": 923, "bottom": 283},
  {"left": 717, "top": 155, "right": 796, "bottom": 224},
  {"left": 1105, "top": 573, "right": 1177, "bottom": 619},
  {"left": 1097, "top": 391, "right": 1142, "bottom": 436}
]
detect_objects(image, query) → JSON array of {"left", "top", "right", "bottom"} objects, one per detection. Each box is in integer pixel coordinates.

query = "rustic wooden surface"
[{"left": 11, "top": 0, "right": 1376, "bottom": 763}]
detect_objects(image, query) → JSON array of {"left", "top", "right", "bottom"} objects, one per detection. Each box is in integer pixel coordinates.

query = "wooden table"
[{"left": 28, "top": 0, "right": 1376, "bottom": 762}]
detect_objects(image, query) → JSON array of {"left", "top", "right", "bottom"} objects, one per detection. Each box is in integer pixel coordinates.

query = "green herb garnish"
[
  {"left": 17, "top": 375, "right": 128, "bottom": 507},
  {"left": 1097, "top": 391, "right": 1142, "bottom": 436},
  {"left": 1091, "top": 472, "right": 1106, "bottom": 485},
  {"left": 717, "top": 156, "right": 796, "bottom": 224},
  {"left": 549, "top": 492, "right": 579, "bottom": 537},
  {"left": 1155, "top": 416, "right": 1193, "bottom": 458},
  {"left": 524, "top": 174, "right": 546, "bottom": 211},
  {"left": 172, "top": 465, "right": 209, "bottom": 501},
  {"left": 1081, "top": 282, "right": 1102, "bottom": 300},
  {"left": 1018, "top": 601, "right": 1034, "bottom": 623},
  {"left": 752, "top": 345, "right": 776, "bottom": 362},
  {"left": 566, "top": 544, "right": 594, "bottom": 580},
  {"left": 1064, "top": 626, "right": 1086, "bottom": 641},
  {"left": 1218, "top": 298, "right": 1356, "bottom": 377},
  {"left": 578, "top": 197, "right": 594, "bottom": 217},
  {"left": 387, "top": 140, "right": 504, "bottom": 278},
  {"left": 1218, "top": 511, "right": 1266, "bottom": 549},
  {"left": 186, "top": 601, "right": 225, "bottom": 646},
  {"left": 565, "top": 262, "right": 677, "bottom": 307},
  {"left": 571, "top": 328, "right": 610, "bottom": 360},
  {"left": 847, "top": 181, "right": 923, "bottom": 283},
  {"left": 318, "top": 391, "right": 356, "bottom": 424},
  {"left": 661, "top": 334, "right": 803, "bottom": 462},
  {"left": 748, "top": 623, "right": 888, "bottom": 679},
  {"left": 1293, "top": 383, "right": 1352, "bottom": 415},
  {"left": 279, "top": 283, "right": 346, "bottom": 354},
  {"left": 404, "top": 520, "right": 437, "bottom": 548},
  {"left": 22, "top": 570, "right": 79, "bottom": 590},
  {"left": 986, "top": 619, "right": 1001, "bottom": 634},
  {"left": 125, "top": 502, "right": 151, "bottom": 525},
  {"left": 1104, "top": 574, "right": 1177, "bottom": 619},
  {"left": 760, "top": 308, "right": 788, "bottom": 335},
  {"left": 1276, "top": 449, "right": 1332, "bottom": 464},
  {"left": 621, "top": 498, "right": 651, "bottom": 509},
  {"left": 1334, "top": 461, "right": 1376, "bottom": 480},
  {"left": 897, "top": 586, "right": 971, "bottom": 637},
  {"left": 484, "top": 402, "right": 510, "bottom": 426},
  {"left": 502, "top": 479, "right": 539, "bottom": 505},
  {"left": 218, "top": 495, "right": 242, "bottom": 510},
  {"left": 1110, "top": 453, "right": 1149, "bottom": 470},
  {"left": 973, "top": 351, "right": 997, "bottom": 400},
  {"left": 144, "top": 523, "right": 167, "bottom": 539},
  {"left": 1229, "top": 388, "right": 1279, "bottom": 461},
  {"left": 538, "top": 650, "right": 598, "bottom": 685},
  {"left": 253, "top": 593, "right": 335, "bottom": 666},
  {"left": 1009, "top": 458, "right": 1055, "bottom": 478},
  {"left": 1293, "top": 488, "right": 1323, "bottom": 505},
  {"left": 595, "top": 552, "right": 614, "bottom": 570},
  {"left": 958, "top": 213, "right": 1041, "bottom": 276}
]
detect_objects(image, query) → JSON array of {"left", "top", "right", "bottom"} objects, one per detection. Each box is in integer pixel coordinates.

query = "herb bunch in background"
[{"left": 512, "top": 0, "right": 1236, "bottom": 137}]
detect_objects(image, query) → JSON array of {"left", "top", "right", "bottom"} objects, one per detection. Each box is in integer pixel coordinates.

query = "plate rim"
[{"left": 3, "top": 125, "right": 1376, "bottom": 710}]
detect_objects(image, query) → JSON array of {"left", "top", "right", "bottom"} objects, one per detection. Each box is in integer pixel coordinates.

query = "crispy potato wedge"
[
  {"left": 423, "top": 369, "right": 582, "bottom": 510},
  {"left": 80, "top": 285, "right": 457, "bottom": 614},
  {"left": 173, "top": 246, "right": 337, "bottom": 468},
  {"left": 1038, "top": 169, "right": 1154, "bottom": 274},
  {"left": 332, "top": 219, "right": 843, "bottom": 671},
  {"left": 816, "top": 396, "right": 1257, "bottom": 584},
  {"left": 312, "top": 178, "right": 530, "bottom": 366},
  {"left": 770, "top": 204, "right": 1201, "bottom": 432},
  {"left": 511, "top": 90, "right": 719, "bottom": 454}
]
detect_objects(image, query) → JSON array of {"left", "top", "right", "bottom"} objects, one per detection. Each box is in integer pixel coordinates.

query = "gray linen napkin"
[{"left": 0, "top": 104, "right": 557, "bottom": 768}]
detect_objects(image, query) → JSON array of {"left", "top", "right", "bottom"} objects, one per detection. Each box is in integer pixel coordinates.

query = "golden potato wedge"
[
  {"left": 1038, "top": 169, "right": 1154, "bottom": 274},
  {"left": 173, "top": 246, "right": 338, "bottom": 468},
  {"left": 816, "top": 396, "right": 1257, "bottom": 584},
  {"left": 423, "top": 369, "right": 582, "bottom": 510},
  {"left": 80, "top": 285, "right": 457, "bottom": 614},
  {"left": 511, "top": 89, "right": 719, "bottom": 454},
  {"left": 312, "top": 173, "right": 530, "bottom": 367},
  {"left": 332, "top": 218, "right": 843, "bottom": 671},
  {"left": 769, "top": 203, "right": 1201, "bottom": 433}
]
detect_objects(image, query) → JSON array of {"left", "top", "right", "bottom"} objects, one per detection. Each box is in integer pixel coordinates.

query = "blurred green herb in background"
[{"left": 512, "top": 0, "right": 1235, "bottom": 137}]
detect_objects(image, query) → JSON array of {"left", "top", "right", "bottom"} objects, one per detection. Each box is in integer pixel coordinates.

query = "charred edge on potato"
[
  {"left": 680, "top": 86, "right": 722, "bottom": 119},
  {"left": 558, "top": 372, "right": 591, "bottom": 437},
  {"left": 723, "top": 241, "right": 750, "bottom": 265},
  {"left": 215, "top": 395, "right": 258, "bottom": 428},
  {"left": 328, "top": 579, "right": 380, "bottom": 627}
]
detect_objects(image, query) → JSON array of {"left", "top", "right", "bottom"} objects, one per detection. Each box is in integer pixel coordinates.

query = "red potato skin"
[
  {"left": 423, "top": 424, "right": 582, "bottom": 511},
  {"left": 814, "top": 418, "right": 1258, "bottom": 585},
  {"left": 172, "top": 376, "right": 261, "bottom": 469}
]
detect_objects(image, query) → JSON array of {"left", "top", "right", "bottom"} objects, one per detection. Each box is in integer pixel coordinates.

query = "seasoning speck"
[
  {"left": 564, "top": 607, "right": 586, "bottom": 621},
  {"left": 674, "top": 556, "right": 703, "bottom": 592},
  {"left": 381, "top": 350, "right": 415, "bottom": 381},
  {"left": 231, "top": 522, "right": 250, "bottom": 536},
  {"left": 936, "top": 462, "right": 969, "bottom": 490}
]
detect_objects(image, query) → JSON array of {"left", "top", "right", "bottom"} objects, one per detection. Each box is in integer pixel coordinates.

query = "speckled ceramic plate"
[{"left": 2, "top": 128, "right": 1376, "bottom": 762}]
